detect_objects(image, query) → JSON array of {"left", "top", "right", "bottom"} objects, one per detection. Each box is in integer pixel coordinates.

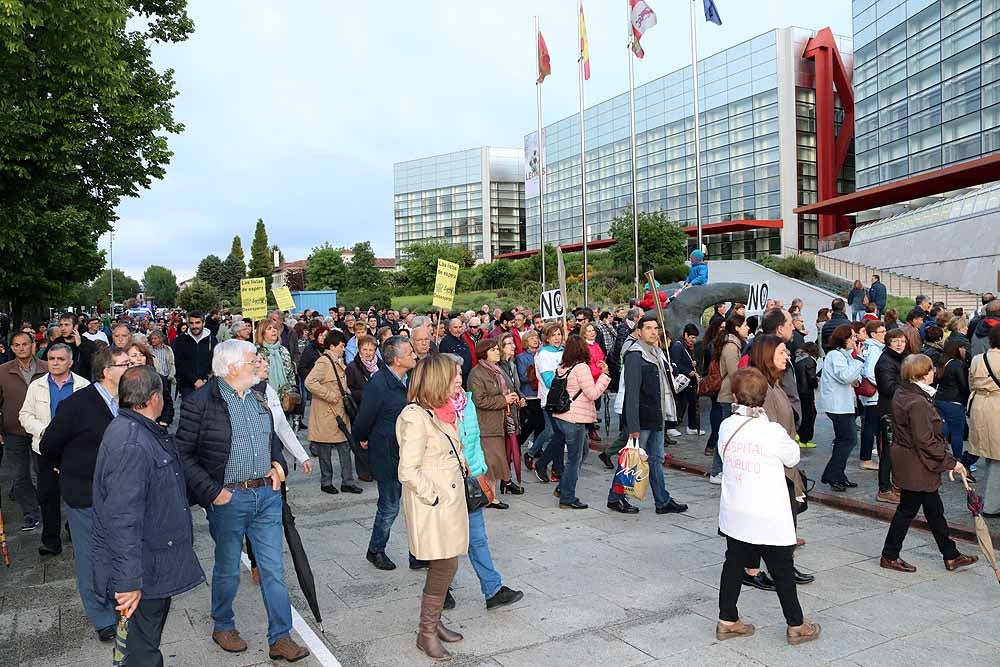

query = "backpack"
[{"left": 544, "top": 363, "right": 584, "bottom": 413}]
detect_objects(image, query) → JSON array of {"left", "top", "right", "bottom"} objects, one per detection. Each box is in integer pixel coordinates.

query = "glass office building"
[
  {"left": 853, "top": 0, "right": 1000, "bottom": 196},
  {"left": 393, "top": 147, "right": 525, "bottom": 263},
  {"left": 525, "top": 27, "right": 854, "bottom": 260}
]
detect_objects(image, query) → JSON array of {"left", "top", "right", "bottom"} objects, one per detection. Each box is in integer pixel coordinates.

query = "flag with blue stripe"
[{"left": 704, "top": 0, "right": 722, "bottom": 25}]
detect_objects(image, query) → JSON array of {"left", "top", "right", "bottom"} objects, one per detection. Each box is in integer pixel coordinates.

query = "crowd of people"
[{"left": 0, "top": 273, "right": 997, "bottom": 662}]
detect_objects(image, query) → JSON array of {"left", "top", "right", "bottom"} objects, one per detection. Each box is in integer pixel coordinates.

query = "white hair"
[
  {"left": 212, "top": 339, "right": 256, "bottom": 378},
  {"left": 411, "top": 315, "right": 432, "bottom": 330}
]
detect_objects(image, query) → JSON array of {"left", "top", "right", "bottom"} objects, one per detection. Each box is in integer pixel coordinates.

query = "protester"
[
  {"left": 470, "top": 337, "right": 520, "bottom": 503},
  {"left": 148, "top": 329, "right": 176, "bottom": 400},
  {"left": 670, "top": 324, "right": 702, "bottom": 436},
  {"left": 817, "top": 325, "right": 865, "bottom": 491},
  {"left": 968, "top": 325, "right": 1000, "bottom": 516},
  {"left": 257, "top": 320, "right": 296, "bottom": 414},
  {"left": 684, "top": 249, "right": 709, "bottom": 286},
  {"left": 175, "top": 339, "right": 307, "bottom": 661},
  {"left": 794, "top": 342, "right": 820, "bottom": 448},
  {"left": 899, "top": 309, "right": 925, "bottom": 355},
  {"left": 346, "top": 333, "right": 385, "bottom": 405},
  {"left": 879, "top": 354, "right": 978, "bottom": 573},
  {"left": 935, "top": 338, "right": 972, "bottom": 465},
  {"left": 857, "top": 320, "right": 887, "bottom": 471},
  {"left": 848, "top": 280, "right": 867, "bottom": 321},
  {"left": 529, "top": 323, "right": 567, "bottom": 482},
  {"left": 92, "top": 365, "right": 206, "bottom": 665},
  {"left": 970, "top": 299, "right": 1000, "bottom": 357},
  {"left": 440, "top": 317, "right": 474, "bottom": 386},
  {"left": 701, "top": 317, "right": 726, "bottom": 457},
  {"left": 715, "top": 368, "right": 820, "bottom": 647},
  {"left": 820, "top": 299, "right": 851, "bottom": 351},
  {"left": 396, "top": 354, "right": 470, "bottom": 660},
  {"left": 710, "top": 314, "right": 749, "bottom": 484},
  {"left": 515, "top": 329, "right": 544, "bottom": 453},
  {"left": 874, "top": 329, "right": 908, "bottom": 504},
  {"left": 82, "top": 315, "right": 109, "bottom": 345},
  {"left": 172, "top": 310, "right": 217, "bottom": 398},
  {"left": 868, "top": 275, "right": 887, "bottom": 316}
]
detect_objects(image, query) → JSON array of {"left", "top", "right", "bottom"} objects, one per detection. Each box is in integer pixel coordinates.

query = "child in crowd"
[{"left": 794, "top": 342, "right": 820, "bottom": 448}]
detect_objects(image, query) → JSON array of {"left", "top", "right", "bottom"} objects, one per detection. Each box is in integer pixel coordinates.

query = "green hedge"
[{"left": 759, "top": 255, "right": 818, "bottom": 281}]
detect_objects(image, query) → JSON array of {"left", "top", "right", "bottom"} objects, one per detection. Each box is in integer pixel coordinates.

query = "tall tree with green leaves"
[
  {"left": 221, "top": 235, "right": 246, "bottom": 300},
  {"left": 248, "top": 219, "right": 273, "bottom": 279},
  {"left": 176, "top": 280, "right": 221, "bottom": 313},
  {"left": 0, "top": 2, "right": 193, "bottom": 318},
  {"left": 195, "top": 255, "right": 226, "bottom": 293},
  {"left": 306, "top": 244, "right": 348, "bottom": 291},
  {"left": 608, "top": 209, "right": 687, "bottom": 270},
  {"left": 347, "top": 241, "right": 384, "bottom": 290},
  {"left": 401, "top": 242, "right": 475, "bottom": 293},
  {"left": 86, "top": 269, "right": 142, "bottom": 306},
  {"left": 142, "top": 265, "right": 178, "bottom": 306}
]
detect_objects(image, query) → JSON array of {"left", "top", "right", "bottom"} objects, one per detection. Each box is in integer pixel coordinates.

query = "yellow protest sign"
[
  {"left": 432, "top": 259, "right": 460, "bottom": 309},
  {"left": 273, "top": 286, "right": 296, "bottom": 312},
  {"left": 240, "top": 277, "right": 268, "bottom": 321}
]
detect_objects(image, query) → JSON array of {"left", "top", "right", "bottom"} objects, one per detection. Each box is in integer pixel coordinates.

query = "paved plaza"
[{"left": 2, "top": 425, "right": 1000, "bottom": 667}]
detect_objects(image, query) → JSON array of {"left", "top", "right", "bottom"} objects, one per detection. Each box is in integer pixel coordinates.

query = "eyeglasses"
[{"left": 110, "top": 362, "right": 131, "bottom": 368}]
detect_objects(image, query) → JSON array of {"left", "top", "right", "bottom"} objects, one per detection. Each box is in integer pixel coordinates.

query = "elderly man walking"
[
  {"left": 176, "top": 339, "right": 308, "bottom": 661},
  {"left": 92, "top": 365, "right": 205, "bottom": 667}
]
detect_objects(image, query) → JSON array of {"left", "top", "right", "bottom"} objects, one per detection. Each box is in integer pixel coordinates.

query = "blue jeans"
[
  {"left": 368, "top": 479, "right": 401, "bottom": 555},
  {"left": 65, "top": 506, "right": 116, "bottom": 630},
  {"left": 823, "top": 412, "right": 858, "bottom": 484},
  {"left": 533, "top": 411, "right": 565, "bottom": 475},
  {"left": 935, "top": 400, "right": 968, "bottom": 461},
  {"left": 608, "top": 429, "right": 673, "bottom": 508},
  {"left": 555, "top": 420, "right": 587, "bottom": 504},
  {"left": 467, "top": 509, "right": 502, "bottom": 599},
  {"left": 528, "top": 409, "right": 557, "bottom": 458},
  {"left": 710, "top": 403, "right": 732, "bottom": 476},
  {"left": 207, "top": 486, "right": 292, "bottom": 646},
  {"left": 860, "top": 404, "right": 880, "bottom": 461}
]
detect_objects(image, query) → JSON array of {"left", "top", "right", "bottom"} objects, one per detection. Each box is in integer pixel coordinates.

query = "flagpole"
[
  {"left": 689, "top": 0, "right": 705, "bottom": 252},
  {"left": 627, "top": 1, "right": 640, "bottom": 300},
  {"left": 536, "top": 16, "right": 546, "bottom": 290},
  {"left": 578, "top": 0, "right": 589, "bottom": 307}
]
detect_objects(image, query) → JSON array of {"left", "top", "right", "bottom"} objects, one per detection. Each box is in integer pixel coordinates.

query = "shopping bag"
[{"left": 612, "top": 437, "right": 649, "bottom": 501}]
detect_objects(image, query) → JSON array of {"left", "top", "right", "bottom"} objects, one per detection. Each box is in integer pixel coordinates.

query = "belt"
[{"left": 224, "top": 477, "right": 269, "bottom": 490}]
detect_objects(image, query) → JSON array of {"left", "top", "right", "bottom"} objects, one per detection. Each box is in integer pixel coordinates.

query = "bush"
[
  {"left": 338, "top": 289, "right": 391, "bottom": 312},
  {"left": 760, "top": 255, "right": 818, "bottom": 281}
]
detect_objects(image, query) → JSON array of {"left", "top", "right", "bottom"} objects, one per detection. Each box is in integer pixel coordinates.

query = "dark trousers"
[
  {"left": 517, "top": 399, "right": 544, "bottom": 447},
  {"left": 3, "top": 433, "right": 39, "bottom": 520},
  {"left": 719, "top": 536, "right": 803, "bottom": 627},
  {"left": 674, "top": 386, "right": 698, "bottom": 430},
  {"left": 797, "top": 396, "right": 816, "bottom": 443},
  {"left": 121, "top": 597, "right": 172, "bottom": 667},
  {"left": 860, "top": 404, "right": 880, "bottom": 460},
  {"left": 882, "top": 489, "right": 959, "bottom": 561},
  {"left": 533, "top": 411, "right": 565, "bottom": 475},
  {"left": 823, "top": 412, "right": 857, "bottom": 484},
  {"left": 706, "top": 397, "right": 722, "bottom": 451},
  {"left": 877, "top": 415, "right": 894, "bottom": 492},
  {"left": 36, "top": 457, "right": 62, "bottom": 549}
]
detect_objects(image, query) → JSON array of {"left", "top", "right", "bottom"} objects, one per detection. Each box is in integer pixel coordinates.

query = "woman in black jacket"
[
  {"left": 874, "top": 329, "right": 909, "bottom": 502},
  {"left": 934, "top": 338, "right": 972, "bottom": 468},
  {"left": 346, "top": 334, "right": 385, "bottom": 404}
]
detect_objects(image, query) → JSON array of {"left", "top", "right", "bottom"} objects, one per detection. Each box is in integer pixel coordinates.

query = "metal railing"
[{"left": 788, "top": 248, "right": 981, "bottom": 310}]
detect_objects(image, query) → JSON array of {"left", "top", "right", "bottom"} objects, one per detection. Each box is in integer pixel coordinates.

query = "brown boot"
[
  {"left": 212, "top": 629, "right": 248, "bottom": 653},
  {"left": 716, "top": 619, "right": 755, "bottom": 641},
  {"left": 786, "top": 622, "right": 822, "bottom": 645},
  {"left": 268, "top": 636, "right": 310, "bottom": 662},
  {"left": 437, "top": 620, "right": 463, "bottom": 643},
  {"left": 416, "top": 593, "right": 451, "bottom": 661}
]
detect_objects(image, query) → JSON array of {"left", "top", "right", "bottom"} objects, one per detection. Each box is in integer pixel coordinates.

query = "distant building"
[{"left": 393, "top": 147, "right": 526, "bottom": 263}]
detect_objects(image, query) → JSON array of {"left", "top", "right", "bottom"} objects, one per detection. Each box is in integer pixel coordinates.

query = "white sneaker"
[
  {"left": 709, "top": 473, "right": 723, "bottom": 485},
  {"left": 667, "top": 428, "right": 683, "bottom": 438},
  {"left": 686, "top": 428, "right": 706, "bottom": 436}
]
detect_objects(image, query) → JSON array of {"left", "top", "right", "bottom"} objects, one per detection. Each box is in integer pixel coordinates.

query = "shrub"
[
  {"left": 338, "top": 289, "right": 391, "bottom": 312},
  {"left": 760, "top": 255, "right": 818, "bottom": 281}
]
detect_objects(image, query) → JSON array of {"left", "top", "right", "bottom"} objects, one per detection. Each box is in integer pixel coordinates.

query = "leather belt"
[{"left": 225, "top": 477, "right": 269, "bottom": 490}]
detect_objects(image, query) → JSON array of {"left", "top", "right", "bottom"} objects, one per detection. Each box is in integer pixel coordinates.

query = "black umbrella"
[{"left": 280, "top": 484, "right": 324, "bottom": 629}]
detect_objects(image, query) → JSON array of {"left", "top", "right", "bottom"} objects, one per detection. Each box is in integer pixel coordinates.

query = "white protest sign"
[
  {"left": 539, "top": 289, "right": 564, "bottom": 320},
  {"left": 746, "top": 281, "right": 770, "bottom": 314}
]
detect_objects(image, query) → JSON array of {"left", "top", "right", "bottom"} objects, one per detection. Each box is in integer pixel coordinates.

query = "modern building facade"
[
  {"left": 524, "top": 27, "right": 854, "bottom": 261},
  {"left": 393, "top": 147, "right": 526, "bottom": 263}
]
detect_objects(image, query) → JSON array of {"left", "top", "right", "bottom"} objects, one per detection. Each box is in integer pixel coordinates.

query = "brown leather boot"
[
  {"left": 437, "top": 620, "right": 463, "bottom": 643},
  {"left": 268, "top": 636, "right": 310, "bottom": 662},
  {"left": 416, "top": 593, "right": 451, "bottom": 660},
  {"left": 212, "top": 629, "right": 248, "bottom": 653}
]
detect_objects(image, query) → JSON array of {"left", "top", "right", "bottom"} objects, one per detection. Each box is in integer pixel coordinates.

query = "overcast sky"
[{"left": 112, "top": 1, "right": 851, "bottom": 282}]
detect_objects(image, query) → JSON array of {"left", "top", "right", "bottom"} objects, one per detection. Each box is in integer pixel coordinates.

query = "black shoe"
[
  {"left": 409, "top": 557, "right": 430, "bottom": 570},
  {"left": 523, "top": 452, "right": 535, "bottom": 470},
  {"left": 607, "top": 499, "right": 639, "bottom": 514},
  {"left": 533, "top": 466, "right": 549, "bottom": 483},
  {"left": 366, "top": 551, "right": 396, "bottom": 571},
  {"left": 983, "top": 511, "right": 1000, "bottom": 518},
  {"left": 340, "top": 484, "right": 364, "bottom": 494},
  {"left": 38, "top": 544, "right": 62, "bottom": 556},
  {"left": 742, "top": 571, "right": 776, "bottom": 591},
  {"left": 842, "top": 479, "right": 859, "bottom": 488},
  {"left": 20, "top": 517, "right": 39, "bottom": 532},
  {"left": 321, "top": 485, "right": 339, "bottom": 495},
  {"left": 485, "top": 586, "right": 524, "bottom": 610},
  {"left": 488, "top": 501, "right": 510, "bottom": 510},
  {"left": 65, "top": 520, "right": 72, "bottom": 543},
  {"left": 826, "top": 481, "right": 847, "bottom": 492},
  {"left": 598, "top": 452, "right": 614, "bottom": 469},
  {"left": 966, "top": 473, "right": 977, "bottom": 484},
  {"left": 97, "top": 625, "right": 116, "bottom": 642},
  {"left": 793, "top": 566, "right": 815, "bottom": 585},
  {"left": 500, "top": 481, "right": 524, "bottom": 495},
  {"left": 559, "top": 500, "right": 588, "bottom": 510},
  {"left": 443, "top": 589, "right": 456, "bottom": 610},
  {"left": 665, "top": 435, "right": 678, "bottom": 446},
  {"left": 655, "top": 499, "right": 688, "bottom": 514}
]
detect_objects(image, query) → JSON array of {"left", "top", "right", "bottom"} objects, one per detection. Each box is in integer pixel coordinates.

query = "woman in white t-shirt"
[{"left": 715, "top": 368, "right": 820, "bottom": 647}]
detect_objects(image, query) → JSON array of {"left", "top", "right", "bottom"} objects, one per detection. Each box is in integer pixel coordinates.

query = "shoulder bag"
[
  {"left": 422, "top": 408, "right": 489, "bottom": 512},
  {"left": 330, "top": 356, "right": 360, "bottom": 421}
]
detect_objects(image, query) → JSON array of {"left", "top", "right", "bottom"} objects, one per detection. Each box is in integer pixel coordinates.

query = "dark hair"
[
  {"left": 682, "top": 323, "right": 699, "bottom": 337},
  {"left": 831, "top": 298, "right": 846, "bottom": 313},
  {"left": 638, "top": 313, "right": 659, "bottom": 329},
  {"left": 474, "top": 337, "right": 499, "bottom": 360},
  {"left": 731, "top": 368, "right": 769, "bottom": 407},
  {"left": 119, "top": 365, "right": 162, "bottom": 409},
  {"left": 936, "top": 337, "right": 967, "bottom": 382},
  {"left": 816, "top": 307, "right": 830, "bottom": 321},
  {"left": 873, "top": 274, "right": 880, "bottom": 281},
  {"left": 188, "top": 310, "right": 204, "bottom": 320},
  {"left": 800, "top": 341, "right": 820, "bottom": 358},
  {"left": 885, "top": 328, "right": 907, "bottom": 347},
  {"left": 865, "top": 302, "right": 877, "bottom": 313},
  {"left": 749, "top": 334, "right": 785, "bottom": 386},
  {"left": 924, "top": 326, "right": 943, "bottom": 344},
  {"left": 850, "top": 321, "right": 866, "bottom": 335},
  {"left": 713, "top": 314, "right": 747, "bottom": 360},
  {"left": 500, "top": 310, "right": 515, "bottom": 324},
  {"left": 829, "top": 324, "right": 855, "bottom": 350},
  {"left": 91, "top": 346, "right": 125, "bottom": 383},
  {"left": 10, "top": 331, "right": 33, "bottom": 345},
  {"left": 884, "top": 308, "right": 899, "bottom": 325},
  {"left": 58, "top": 312, "right": 74, "bottom": 322},
  {"left": 906, "top": 308, "right": 925, "bottom": 323},
  {"left": 746, "top": 315, "right": 759, "bottom": 333},
  {"left": 761, "top": 307, "right": 788, "bottom": 335},
  {"left": 990, "top": 324, "right": 1000, "bottom": 350},
  {"left": 561, "top": 334, "right": 590, "bottom": 367},
  {"left": 323, "top": 328, "right": 347, "bottom": 350},
  {"left": 864, "top": 320, "right": 885, "bottom": 336}
]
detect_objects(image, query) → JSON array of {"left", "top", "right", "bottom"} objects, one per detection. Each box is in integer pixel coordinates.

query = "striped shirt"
[
  {"left": 151, "top": 346, "right": 169, "bottom": 375},
  {"left": 218, "top": 379, "right": 272, "bottom": 484}
]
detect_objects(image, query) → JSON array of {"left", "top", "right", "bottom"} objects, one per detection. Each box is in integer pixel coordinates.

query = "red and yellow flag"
[
  {"left": 537, "top": 30, "right": 551, "bottom": 84},
  {"left": 579, "top": 2, "right": 590, "bottom": 80}
]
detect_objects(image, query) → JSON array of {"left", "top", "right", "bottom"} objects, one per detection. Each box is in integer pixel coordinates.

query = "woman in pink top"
[
  {"left": 581, "top": 322, "right": 606, "bottom": 381},
  {"left": 552, "top": 334, "right": 611, "bottom": 509}
]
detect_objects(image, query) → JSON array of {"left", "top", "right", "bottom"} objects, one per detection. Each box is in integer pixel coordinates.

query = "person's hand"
[
  {"left": 213, "top": 488, "right": 232, "bottom": 506},
  {"left": 505, "top": 393, "right": 518, "bottom": 405},
  {"left": 597, "top": 360, "right": 609, "bottom": 374},
  {"left": 71, "top": 329, "right": 81, "bottom": 346},
  {"left": 194, "top": 379, "right": 205, "bottom": 389},
  {"left": 360, "top": 440, "right": 369, "bottom": 450},
  {"left": 950, "top": 462, "right": 968, "bottom": 484},
  {"left": 518, "top": 397, "right": 527, "bottom": 408},
  {"left": 115, "top": 590, "right": 141, "bottom": 618},
  {"left": 302, "top": 460, "right": 313, "bottom": 474},
  {"left": 266, "top": 461, "right": 285, "bottom": 490}
]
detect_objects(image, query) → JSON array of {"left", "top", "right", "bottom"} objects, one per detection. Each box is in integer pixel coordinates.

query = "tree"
[
  {"left": 0, "top": 3, "right": 193, "bottom": 318},
  {"left": 401, "top": 242, "right": 475, "bottom": 294},
  {"left": 608, "top": 209, "right": 687, "bottom": 270},
  {"left": 221, "top": 235, "right": 246, "bottom": 301},
  {"left": 86, "top": 269, "right": 141, "bottom": 306},
  {"left": 142, "top": 265, "right": 178, "bottom": 306},
  {"left": 248, "top": 219, "right": 273, "bottom": 279},
  {"left": 347, "top": 241, "right": 384, "bottom": 290},
  {"left": 195, "top": 254, "right": 226, "bottom": 294},
  {"left": 477, "top": 261, "right": 515, "bottom": 289},
  {"left": 176, "top": 280, "right": 221, "bottom": 313},
  {"left": 306, "top": 244, "right": 348, "bottom": 291}
]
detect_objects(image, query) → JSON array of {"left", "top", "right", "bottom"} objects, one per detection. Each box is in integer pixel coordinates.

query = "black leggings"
[
  {"left": 721, "top": 536, "right": 803, "bottom": 627},
  {"left": 518, "top": 399, "right": 544, "bottom": 447}
]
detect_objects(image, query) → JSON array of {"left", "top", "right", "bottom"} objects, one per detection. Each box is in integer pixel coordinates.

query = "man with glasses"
[
  {"left": 859, "top": 320, "right": 888, "bottom": 475},
  {"left": 176, "top": 339, "right": 307, "bottom": 661}
]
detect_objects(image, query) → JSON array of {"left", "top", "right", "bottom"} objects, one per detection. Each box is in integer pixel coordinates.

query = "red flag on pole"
[
  {"left": 630, "top": 0, "right": 658, "bottom": 59},
  {"left": 537, "top": 31, "right": 552, "bottom": 84}
]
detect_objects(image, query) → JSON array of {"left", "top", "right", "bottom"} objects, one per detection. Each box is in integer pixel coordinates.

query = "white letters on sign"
[
  {"left": 746, "top": 282, "right": 770, "bottom": 314},
  {"left": 539, "top": 289, "right": 564, "bottom": 320}
]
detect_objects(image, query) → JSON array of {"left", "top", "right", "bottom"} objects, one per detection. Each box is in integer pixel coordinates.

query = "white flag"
[{"left": 630, "top": 0, "right": 657, "bottom": 59}]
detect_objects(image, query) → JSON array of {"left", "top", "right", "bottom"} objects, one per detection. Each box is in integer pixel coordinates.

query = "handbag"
[
  {"left": 280, "top": 388, "right": 301, "bottom": 412},
  {"left": 329, "top": 356, "right": 360, "bottom": 420},
  {"left": 854, "top": 377, "right": 877, "bottom": 398},
  {"left": 424, "top": 409, "right": 488, "bottom": 513},
  {"left": 697, "top": 359, "right": 722, "bottom": 397}
]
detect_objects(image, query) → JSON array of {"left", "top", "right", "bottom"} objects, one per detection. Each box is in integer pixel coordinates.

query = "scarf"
[
  {"left": 434, "top": 402, "right": 457, "bottom": 425},
  {"left": 478, "top": 359, "right": 510, "bottom": 394},
  {"left": 915, "top": 381, "right": 937, "bottom": 398},
  {"left": 450, "top": 390, "right": 468, "bottom": 417},
  {"left": 261, "top": 341, "right": 287, "bottom": 393},
  {"left": 361, "top": 355, "right": 380, "bottom": 376},
  {"left": 732, "top": 404, "right": 768, "bottom": 419},
  {"left": 636, "top": 338, "right": 672, "bottom": 417}
]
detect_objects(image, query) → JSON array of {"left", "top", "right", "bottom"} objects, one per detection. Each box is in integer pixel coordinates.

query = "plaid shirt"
[
  {"left": 218, "top": 379, "right": 272, "bottom": 484},
  {"left": 596, "top": 321, "right": 616, "bottom": 353}
]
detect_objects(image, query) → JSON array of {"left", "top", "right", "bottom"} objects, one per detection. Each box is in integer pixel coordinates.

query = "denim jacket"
[{"left": 818, "top": 348, "right": 864, "bottom": 414}]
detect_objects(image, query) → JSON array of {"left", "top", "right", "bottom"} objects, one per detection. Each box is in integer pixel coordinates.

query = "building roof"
[
  {"left": 274, "top": 259, "right": 308, "bottom": 272},
  {"left": 375, "top": 258, "right": 396, "bottom": 269}
]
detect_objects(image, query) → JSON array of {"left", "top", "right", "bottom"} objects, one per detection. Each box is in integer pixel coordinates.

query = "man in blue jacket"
[
  {"left": 868, "top": 275, "right": 887, "bottom": 317},
  {"left": 92, "top": 366, "right": 205, "bottom": 666},
  {"left": 352, "top": 335, "right": 417, "bottom": 571}
]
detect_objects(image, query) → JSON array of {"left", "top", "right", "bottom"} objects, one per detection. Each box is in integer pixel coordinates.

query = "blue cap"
[{"left": 690, "top": 249, "right": 705, "bottom": 261}]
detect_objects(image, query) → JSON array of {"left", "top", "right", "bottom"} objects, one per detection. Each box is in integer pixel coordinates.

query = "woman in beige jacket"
[
  {"left": 305, "top": 330, "right": 362, "bottom": 495},
  {"left": 710, "top": 314, "right": 750, "bottom": 482},
  {"left": 397, "top": 354, "right": 470, "bottom": 660},
  {"left": 969, "top": 327, "right": 1000, "bottom": 516}
]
